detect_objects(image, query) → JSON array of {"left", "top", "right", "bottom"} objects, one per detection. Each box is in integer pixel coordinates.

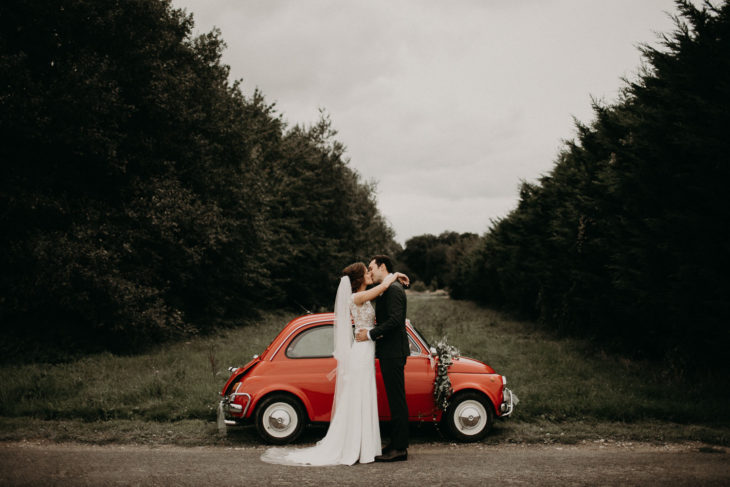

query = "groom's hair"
[{"left": 370, "top": 254, "right": 394, "bottom": 273}]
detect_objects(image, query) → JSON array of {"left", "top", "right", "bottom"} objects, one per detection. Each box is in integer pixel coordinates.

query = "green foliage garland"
[{"left": 433, "top": 337, "right": 460, "bottom": 411}]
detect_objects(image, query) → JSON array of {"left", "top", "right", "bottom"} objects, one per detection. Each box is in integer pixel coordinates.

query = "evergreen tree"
[
  {"left": 0, "top": 0, "right": 397, "bottom": 361},
  {"left": 399, "top": 232, "right": 479, "bottom": 289},
  {"left": 453, "top": 0, "right": 730, "bottom": 371}
]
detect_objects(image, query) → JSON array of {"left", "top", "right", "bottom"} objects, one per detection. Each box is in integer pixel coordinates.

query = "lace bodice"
[{"left": 350, "top": 295, "right": 375, "bottom": 329}]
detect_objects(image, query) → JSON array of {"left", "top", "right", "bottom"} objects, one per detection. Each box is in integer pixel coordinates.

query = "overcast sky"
[{"left": 171, "top": 0, "right": 678, "bottom": 245}]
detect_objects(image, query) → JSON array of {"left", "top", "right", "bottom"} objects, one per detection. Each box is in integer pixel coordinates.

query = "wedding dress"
[{"left": 260, "top": 277, "right": 381, "bottom": 466}]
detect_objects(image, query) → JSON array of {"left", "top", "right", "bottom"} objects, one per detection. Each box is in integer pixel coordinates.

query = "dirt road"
[{"left": 1, "top": 441, "right": 727, "bottom": 486}]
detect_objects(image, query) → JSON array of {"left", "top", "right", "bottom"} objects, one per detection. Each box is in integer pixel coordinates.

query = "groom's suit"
[{"left": 370, "top": 280, "right": 409, "bottom": 451}]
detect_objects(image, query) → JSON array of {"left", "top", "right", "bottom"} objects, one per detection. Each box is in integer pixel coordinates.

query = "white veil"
[
  {"left": 331, "top": 275, "right": 354, "bottom": 416},
  {"left": 260, "top": 275, "right": 381, "bottom": 466}
]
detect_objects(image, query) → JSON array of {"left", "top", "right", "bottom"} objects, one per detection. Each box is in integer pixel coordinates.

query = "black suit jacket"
[{"left": 370, "top": 281, "right": 409, "bottom": 358}]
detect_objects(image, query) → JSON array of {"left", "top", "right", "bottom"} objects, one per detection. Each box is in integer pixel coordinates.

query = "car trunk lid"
[{"left": 220, "top": 356, "right": 260, "bottom": 395}]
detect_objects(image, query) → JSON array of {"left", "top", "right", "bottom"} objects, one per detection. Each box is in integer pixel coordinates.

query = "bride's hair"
[{"left": 342, "top": 262, "right": 367, "bottom": 292}]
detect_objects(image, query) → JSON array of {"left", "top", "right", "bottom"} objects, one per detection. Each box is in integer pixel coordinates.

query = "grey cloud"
[{"left": 174, "top": 0, "right": 676, "bottom": 243}]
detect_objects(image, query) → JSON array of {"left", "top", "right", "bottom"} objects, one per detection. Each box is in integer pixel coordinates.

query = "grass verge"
[{"left": 1, "top": 295, "right": 727, "bottom": 446}]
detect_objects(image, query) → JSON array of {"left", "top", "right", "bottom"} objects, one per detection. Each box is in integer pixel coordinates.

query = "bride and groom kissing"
[{"left": 261, "top": 255, "right": 410, "bottom": 466}]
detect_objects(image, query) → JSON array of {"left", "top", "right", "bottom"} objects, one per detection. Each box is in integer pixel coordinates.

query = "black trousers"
[{"left": 379, "top": 356, "right": 409, "bottom": 450}]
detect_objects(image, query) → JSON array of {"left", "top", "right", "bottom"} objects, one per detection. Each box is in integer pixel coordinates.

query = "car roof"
[
  {"left": 264, "top": 312, "right": 422, "bottom": 361},
  {"left": 281, "top": 313, "right": 335, "bottom": 332},
  {"left": 282, "top": 313, "right": 334, "bottom": 332}
]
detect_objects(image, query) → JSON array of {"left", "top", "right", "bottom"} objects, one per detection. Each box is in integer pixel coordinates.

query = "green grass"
[
  {"left": 1, "top": 296, "right": 728, "bottom": 446},
  {"left": 0, "top": 311, "right": 297, "bottom": 424},
  {"left": 408, "top": 294, "right": 729, "bottom": 425}
]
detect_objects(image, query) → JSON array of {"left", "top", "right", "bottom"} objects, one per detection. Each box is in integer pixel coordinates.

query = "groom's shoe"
[
  {"left": 374, "top": 449, "right": 407, "bottom": 462},
  {"left": 381, "top": 443, "right": 393, "bottom": 454}
]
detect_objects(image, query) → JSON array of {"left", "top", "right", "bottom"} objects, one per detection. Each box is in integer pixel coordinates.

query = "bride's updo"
[{"left": 342, "top": 262, "right": 367, "bottom": 292}]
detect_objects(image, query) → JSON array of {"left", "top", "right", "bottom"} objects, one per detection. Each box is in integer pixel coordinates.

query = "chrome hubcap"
[
  {"left": 454, "top": 399, "right": 487, "bottom": 434},
  {"left": 263, "top": 402, "right": 298, "bottom": 438},
  {"left": 458, "top": 405, "right": 481, "bottom": 428},
  {"left": 268, "top": 409, "right": 291, "bottom": 430}
]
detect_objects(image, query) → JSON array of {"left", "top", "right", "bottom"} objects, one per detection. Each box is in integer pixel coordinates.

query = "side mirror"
[{"left": 430, "top": 347, "right": 437, "bottom": 357}]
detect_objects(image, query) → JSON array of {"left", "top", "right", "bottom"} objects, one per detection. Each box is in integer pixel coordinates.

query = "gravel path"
[{"left": 1, "top": 440, "right": 728, "bottom": 486}]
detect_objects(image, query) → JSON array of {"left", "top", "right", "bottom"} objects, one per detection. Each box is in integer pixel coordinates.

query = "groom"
[{"left": 355, "top": 254, "right": 409, "bottom": 462}]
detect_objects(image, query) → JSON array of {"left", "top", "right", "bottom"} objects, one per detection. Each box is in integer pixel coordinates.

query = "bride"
[{"left": 260, "top": 262, "right": 409, "bottom": 466}]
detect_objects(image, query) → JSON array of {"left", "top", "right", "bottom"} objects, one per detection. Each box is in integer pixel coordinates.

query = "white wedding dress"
[{"left": 260, "top": 279, "right": 381, "bottom": 466}]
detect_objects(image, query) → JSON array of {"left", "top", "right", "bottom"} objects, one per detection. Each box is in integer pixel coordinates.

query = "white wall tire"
[
  {"left": 255, "top": 393, "right": 306, "bottom": 444},
  {"left": 444, "top": 391, "right": 494, "bottom": 442}
]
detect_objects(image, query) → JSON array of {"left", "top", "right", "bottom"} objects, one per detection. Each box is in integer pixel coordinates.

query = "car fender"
[
  {"left": 247, "top": 384, "right": 315, "bottom": 421},
  {"left": 450, "top": 378, "right": 501, "bottom": 414}
]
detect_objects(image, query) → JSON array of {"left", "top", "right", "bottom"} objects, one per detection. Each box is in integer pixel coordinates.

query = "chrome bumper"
[
  {"left": 218, "top": 392, "right": 252, "bottom": 426},
  {"left": 499, "top": 387, "right": 518, "bottom": 417}
]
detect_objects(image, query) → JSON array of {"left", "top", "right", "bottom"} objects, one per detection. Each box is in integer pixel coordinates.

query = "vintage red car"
[{"left": 219, "top": 313, "right": 516, "bottom": 444}]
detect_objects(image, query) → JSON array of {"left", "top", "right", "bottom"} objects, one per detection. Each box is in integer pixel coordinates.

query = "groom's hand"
[{"left": 355, "top": 329, "right": 369, "bottom": 342}]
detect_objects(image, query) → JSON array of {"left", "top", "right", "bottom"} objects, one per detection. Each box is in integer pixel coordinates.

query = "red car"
[{"left": 219, "top": 313, "right": 516, "bottom": 444}]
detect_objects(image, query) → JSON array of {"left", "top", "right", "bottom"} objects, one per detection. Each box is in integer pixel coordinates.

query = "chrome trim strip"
[
  {"left": 407, "top": 335, "right": 423, "bottom": 356},
  {"left": 269, "top": 319, "right": 332, "bottom": 361},
  {"left": 406, "top": 320, "right": 431, "bottom": 354}
]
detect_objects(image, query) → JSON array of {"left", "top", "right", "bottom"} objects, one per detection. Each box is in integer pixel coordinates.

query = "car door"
[
  {"left": 374, "top": 333, "right": 437, "bottom": 420},
  {"left": 404, "top": 333, "right": 438, "bottom": 419},
  {"left": 281, "top": 323, "right": 337, "bottom": 421}
]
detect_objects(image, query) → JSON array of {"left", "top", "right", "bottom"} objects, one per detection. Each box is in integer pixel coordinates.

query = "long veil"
[
  {"left": 261, "top": 275, "right": 381, "bottom": 466},
  {"left": 331, "top": 276, "right": 354, "bottom": 417}
]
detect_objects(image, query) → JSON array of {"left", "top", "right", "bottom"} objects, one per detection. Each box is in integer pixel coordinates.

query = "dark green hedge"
[
  {"left": 448, "top": 0, "right": 730, "bottom": 372},
  {"left": 0, "top": 0, "right": 398, "bottom": 361}
]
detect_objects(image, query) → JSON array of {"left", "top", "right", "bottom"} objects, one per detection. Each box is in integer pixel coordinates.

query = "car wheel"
[
  {"left": 255, "top": 393, "right": 306, "bottom": 444},
  {"left": 443, "top": 391, "right": 494, "bottom": 442}
]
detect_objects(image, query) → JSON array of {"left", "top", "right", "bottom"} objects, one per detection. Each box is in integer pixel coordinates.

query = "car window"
[
  {"left": 408, "top": 335, "right": 422, "bottom": 356},
  {"left": 286, "top": 325, "right": 334, "bottom": 358},
  {"left": 411, "top": 325, "right": 431, "bottom": 351}
]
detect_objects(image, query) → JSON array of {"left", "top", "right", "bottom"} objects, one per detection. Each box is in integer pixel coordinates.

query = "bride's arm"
[{"left": 353, "top": 272, "right": 408, "bottom": 306}]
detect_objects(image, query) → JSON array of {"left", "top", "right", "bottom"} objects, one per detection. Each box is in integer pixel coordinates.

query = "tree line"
[
  {"left": 0, "top": 0, "right": 398, "bottom": 362},
  {"left": 397, "top": 232, "right": 480, "bottom": 290},
  {"left": 402, "top": 1, "right": 730, "bottom": 373}
]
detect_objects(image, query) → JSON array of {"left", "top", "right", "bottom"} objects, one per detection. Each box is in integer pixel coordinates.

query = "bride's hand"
[
  {"left": 355, "top": 328, "right": 369, "bottom": 342},
  {"left": 395, "top": 272, "right": 410, "bottom": 288}
]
